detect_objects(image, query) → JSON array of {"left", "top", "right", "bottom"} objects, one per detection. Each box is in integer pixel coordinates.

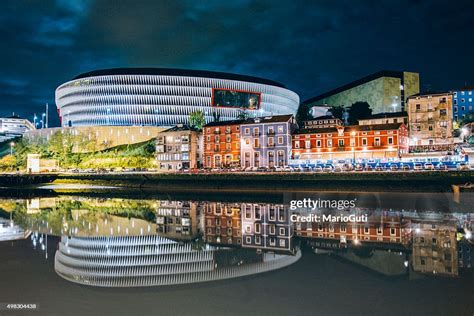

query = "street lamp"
[
  {"left": 10, "top": 141, "right": 15, "bottom": 156},
  {"left": 42, "top": 113, "right": 46, "bottom": 128}
]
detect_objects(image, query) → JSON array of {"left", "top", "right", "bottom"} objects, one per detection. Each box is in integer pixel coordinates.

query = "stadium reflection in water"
[{"left": 2, "top": 193, "right": 473, "bottom": 288}]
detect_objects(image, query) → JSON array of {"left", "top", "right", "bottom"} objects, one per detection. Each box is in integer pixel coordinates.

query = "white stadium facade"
[{"left": 55, "top": 68, "right": 300, "bottom": 127}]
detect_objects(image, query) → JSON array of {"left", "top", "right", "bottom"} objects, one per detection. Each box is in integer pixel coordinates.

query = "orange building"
[
  {"left": 203, "top": 119, "right": 244, "bottom": 168},
  {"left": 292, "top": 122, "right": 409, "bottom": 162}
]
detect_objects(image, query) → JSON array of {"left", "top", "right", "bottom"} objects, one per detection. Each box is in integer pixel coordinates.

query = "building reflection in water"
[{"left": 1, "top": 195, "right": 472, "bottom": 286}]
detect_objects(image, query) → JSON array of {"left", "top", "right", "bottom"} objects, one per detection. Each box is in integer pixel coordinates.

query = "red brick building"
[
  {"left": 203, "top": 202, "right": 242, "bottom": 246},
  {"left": 203, "top": 119, "right": 244, "bottom": 168},
  {"left": 292, "top": 123, "right": 409, "bottom": 162}
]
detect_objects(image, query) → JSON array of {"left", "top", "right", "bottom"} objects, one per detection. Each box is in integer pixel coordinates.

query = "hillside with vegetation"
[{"left": 0, "top": 131, "right": 156, "bottom": 171}]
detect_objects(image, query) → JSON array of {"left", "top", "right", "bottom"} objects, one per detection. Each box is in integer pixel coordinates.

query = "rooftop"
[
  {"left": 160, "top": 124, "right": 200, "bottom": 133},
  {"left": 204, "top": 114, "right": 294, "bottom": 127},
  {"left": 73, "top": 68, "right": 286, "bottom": 88},
  {"left": 295, "top": 122, "right": 404, "bottom": 134}
]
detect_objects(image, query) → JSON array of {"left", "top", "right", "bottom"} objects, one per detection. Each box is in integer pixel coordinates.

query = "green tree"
[
  {"left": 189, "top": 110, "right": 206, "bottom": 130},
  {"left": 461, "top": 111, "right": 474, "bottom": 124},
  {"left": 0, "top": 155, "right": 16, "bottom": 171},
  {"left": 348, "top": 102, "right": 372, "bottom": 125},
  {"left": 237, "top": 109, "right": 250, "bottom": 120},
  {"left": 330, "top": 105, "right": 345, "bottom": 120}
]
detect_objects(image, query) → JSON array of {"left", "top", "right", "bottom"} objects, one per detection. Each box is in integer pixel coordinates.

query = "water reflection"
[{"left": 0, "top": 193, "right": 473, "bottom": 287}]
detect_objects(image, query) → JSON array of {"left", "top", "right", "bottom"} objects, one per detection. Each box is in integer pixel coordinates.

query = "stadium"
[{"left": 55, "top": 68, "right": 299, "bottom": 127}]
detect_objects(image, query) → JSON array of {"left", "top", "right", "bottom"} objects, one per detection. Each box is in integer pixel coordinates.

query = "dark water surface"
[{"left": 0, "top": 188, "right": 473, "bottom": 316}]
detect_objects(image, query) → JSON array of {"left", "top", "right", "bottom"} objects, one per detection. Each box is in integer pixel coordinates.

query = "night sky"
[{"left": 1, "top": 0, "right": 473, "bottom": 127}]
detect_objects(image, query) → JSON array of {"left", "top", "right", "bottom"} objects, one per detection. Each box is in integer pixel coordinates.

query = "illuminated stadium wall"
[{"left": 55, "top": 68, "right": 299, "bottom": 127}]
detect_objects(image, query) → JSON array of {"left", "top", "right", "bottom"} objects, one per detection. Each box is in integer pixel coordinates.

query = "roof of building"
[
  {"left": 407, "top": 91, "right": 451, "bottom": 99},
  {"left": 307, "top": 115, "right": 339, "bottom": 121},
  {"left": 204, "top": 114, "right": 294, "bottom": 128},
  {"left": 73, "top": 68, "right": 286, "bottom": 88},
  {"left": 358, "top": 111, "right": 408, "bottom": 120},
  {"left": 160, "top": 124, "right": 199, "bottom": 133},
  {"left": 294, "top": 122, "right": 404, "bottom": 134},
  {"left": 302, "top": 70, "right": 415, "bottom": 105}
]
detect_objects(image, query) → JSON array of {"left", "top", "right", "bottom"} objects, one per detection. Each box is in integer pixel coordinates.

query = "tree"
[
  {"left": 237, "top": 109, "right": 250, "bottom": 120},
  {"left": 212, "top": 111, "right": 221, "bottom": 122},
  {"left": 0, "top": 155, "right": 16, "bottom": 171},
  {"left": 348, "top": 102, "right": 372, "bottom": 125},
  {"left": 461, "top": 111, "right": 474, "bottom": 125},
  {"left": 189, "top": 110, "right": 206, "bottom": 130},
  {"left": 330, "top": 106, "right": 345, "bottom": 120}
]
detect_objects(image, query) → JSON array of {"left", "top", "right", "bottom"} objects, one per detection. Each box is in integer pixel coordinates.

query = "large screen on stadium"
[{"left": 212, "top": 89, "right": 261, "bottom": 110}]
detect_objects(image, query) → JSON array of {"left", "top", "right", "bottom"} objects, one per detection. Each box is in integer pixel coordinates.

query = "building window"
[
  {"left": 245, "top": 207, "right": 252, "bottom": 219},
  {"left": 269, "top": 207, "right": 276, "bottom": 220},
  {"left": 245, "top": 225, "right": 251, "bottom": 233},
  {"left": 267, "top": 137, "right": 274, "bottom": 146},
  {"left": 255, "top": 223, "right": 261, "bottom": 234},
  {"left": 278, "top": 125, "right": 284, "bottom": 133},
  {"left": 269, "top": 238, "right": 276, "bottom": 246},
  {"left": 350, "top": 138, "right": 355, "bottom": 147},
  {"left": 294, "top": 141, "right": 300, "bottom": 149},
  {"left": 390, "top": 227, "right": 396, "bottom": 236},
  {"left": 255, "top": 236, "right": 261, "bottom": 244},
  {"left": 362, "top": 138, "right": 367, "bottom": 146},
  {"left": 364, "top": 226, "right": 369, "bottom": 234},
  {"left": 269, "top": 224, "right": 276, "bottom": 235},
  {"left": 254, "top": 206, "right": 261, "bottom": 219},
  {"left": 278, "top": 136, "right": 284, "bottom": 144},
  {"left": 279, "top": 239, "right": 286, "bottom": 247},
  {"left": 316, "top": 140, "right": 321, "bottom": 147},
  {"left": 374, "top": 137, "right": 380, "bottom": 146},
  {"left": 305, "top": 140, "right": 311, "bottom": 149},
  {"left": 388, "top": 137, "right": 393, "bottom": 145},
  {"left": 416, "top": 104, "right": 421, "bottom": 111},
  {"left": 245, "top": 128, "right": 250, "bottom": 135},
  {"left": 327, "top": 139, "right": 332, "bottom": 147},
  {"left": 338, "top": 139, "right": 344, "bottom": 147},
  {"left": 279, "top": 227, "right": 285, "bottom": 236}
]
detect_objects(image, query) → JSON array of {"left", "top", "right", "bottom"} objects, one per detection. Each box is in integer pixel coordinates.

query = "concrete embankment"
[
  {"left": 0, "top": 173, "right": 57, "bottom": 187},
  {"left": 51, "top": 171, "right": 474, "bottom": 192}
]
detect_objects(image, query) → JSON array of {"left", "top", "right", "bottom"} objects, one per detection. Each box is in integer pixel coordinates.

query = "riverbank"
[
  {"left": 52, "top": 171, "right": 473, "bottom": 192},
  {"left": 1, "top": 171, "right": 472, "bottom": 192}
]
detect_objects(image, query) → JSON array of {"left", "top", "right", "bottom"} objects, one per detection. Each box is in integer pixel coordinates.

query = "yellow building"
[{"left": 407, "top": 92, "right": 454, "bottom": 149}]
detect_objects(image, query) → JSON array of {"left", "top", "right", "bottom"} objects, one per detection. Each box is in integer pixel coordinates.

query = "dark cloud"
[{"left": 0, "top": 0, "right": 473, "bottom": 127}]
